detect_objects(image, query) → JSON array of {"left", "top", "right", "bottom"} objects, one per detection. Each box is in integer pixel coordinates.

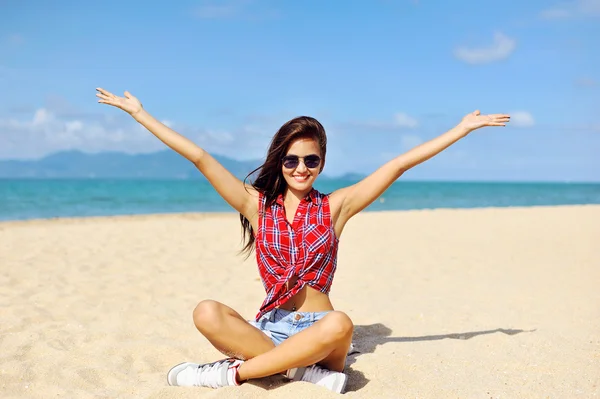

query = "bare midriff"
[{"left": 276, "top": 276, "right": 334, "bottom": 312}]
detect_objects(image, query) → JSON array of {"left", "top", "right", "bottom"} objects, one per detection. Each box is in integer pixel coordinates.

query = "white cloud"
[
  {"left": 510, "top": 111, "right": 535, "bottom": 128},
  {"left": 0, "top": 105, "right": 276, "bottom": 161},
  {"left": 65, "top": 120, "right": 83, "bottom": 133},
  {"left": 394, "top": 113, "right": 419, "bottom": 128},
  {"left": 203, "top": 129, "right": 235, "bottom": 145},
  {"left": 454, "top": 32, "right": 516, "bottom": 65},
  {"left": 540, "top": 0, "right": 600, "bottom": 19},
  {"left": 0, "top": 108, "right": 160, "bottom": 159},
  {"left": 32, "top": 108, "right": 53, "bottom": 126}
]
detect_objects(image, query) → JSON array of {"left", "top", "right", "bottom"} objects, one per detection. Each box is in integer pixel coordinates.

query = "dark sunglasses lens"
[
  {"left": 305, "top": 155, "right": 321, "bottom": 168},
  {"left": 282, "top": 156, "right": 299, "bottom": 168}
]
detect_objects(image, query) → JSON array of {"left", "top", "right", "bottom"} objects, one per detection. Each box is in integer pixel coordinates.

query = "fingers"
[
  {"left": 470, "top": 111, "right": 510, "bottom": 121},
  {"left": 95, "top": 92, "right": 113, "bottom": 104},
  {"left": 96, "top": 87, "right": 124, "bottom": 106},
  {"left": 95, "top": 87, "right": 135, "bottom": 106},
  {"left": 96, "top": 87, "right": 114, "bottom": 97},
  {"left": 483, "top": 113, "right": 510, "bottom": 124},
  {"left": 96, "top": 87, "right": 115, "bottom": 103},
  {"left": 490, "top": 113, "right": 510, "bottom": 118},
  {"left": 95, "top": 89, "right": 119, "bottom": 107}
]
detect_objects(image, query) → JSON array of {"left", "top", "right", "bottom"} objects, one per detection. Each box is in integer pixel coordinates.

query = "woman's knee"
[
  {"left": 192, "top": 299, "right": 225, "bottom": 333},
  {"left": 319, "top": 311, "right": 354, "bottom": 344}
]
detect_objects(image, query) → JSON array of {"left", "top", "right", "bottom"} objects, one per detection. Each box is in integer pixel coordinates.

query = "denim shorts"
[{"left": 248, "top": 308, "right": 331, "bottom": 346}]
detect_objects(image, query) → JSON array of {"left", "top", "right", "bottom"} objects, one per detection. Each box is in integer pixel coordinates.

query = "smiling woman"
[
  {"left": 95, "top": 87, "right": 509, "bottom": 394},
  {"left": 281, "top": 148, "right": 322, "bottom": 191}
]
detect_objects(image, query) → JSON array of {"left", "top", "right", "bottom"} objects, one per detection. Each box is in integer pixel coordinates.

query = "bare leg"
[
  {"left": 237, "top": 311, "right": 353, "bottom": 381},
  {"left": 192, "top": 300, "right": 275, "bottom": 360}
]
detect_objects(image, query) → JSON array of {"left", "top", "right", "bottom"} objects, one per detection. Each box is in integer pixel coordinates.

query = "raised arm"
[
  {"left": 96, "top": 88, "right": 257, "bottom": 219},
  {"left": 331, "top": 110, "right": 510, "bottom": 225}
]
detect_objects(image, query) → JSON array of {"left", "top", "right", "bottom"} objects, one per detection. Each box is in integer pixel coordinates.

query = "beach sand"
[{"left": 1, "top": 205, "right": 598, "bottom": 398}]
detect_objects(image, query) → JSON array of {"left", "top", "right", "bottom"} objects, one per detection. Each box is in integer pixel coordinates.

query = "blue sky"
[{"left": 1, "top": 0, "right": 598, "bottom": 181}]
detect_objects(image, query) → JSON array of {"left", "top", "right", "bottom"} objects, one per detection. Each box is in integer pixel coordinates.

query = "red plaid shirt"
[{"left": 254, "top": 189, "right": 339, "bottom": 320}]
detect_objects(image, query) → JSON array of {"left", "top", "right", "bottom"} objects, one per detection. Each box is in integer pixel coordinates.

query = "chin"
[{"left": 286, "top": 177, "right": 315, "bottom": 191}]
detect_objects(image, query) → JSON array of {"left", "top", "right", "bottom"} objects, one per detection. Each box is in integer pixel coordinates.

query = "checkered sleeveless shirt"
[{"left": 254, "top": 189, "right": 339, "bottom": 320}]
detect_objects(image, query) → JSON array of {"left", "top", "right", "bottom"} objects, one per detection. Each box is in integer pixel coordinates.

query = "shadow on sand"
[
  {"left": 342, "top": 324, "right": 536, "bottom": 392},
  {"left": 248, "top": 324, "right": 535, "bottom": 393}
]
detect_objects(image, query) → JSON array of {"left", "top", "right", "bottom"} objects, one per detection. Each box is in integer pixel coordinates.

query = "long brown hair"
[{"left": 240, "top": 116, "right": 327, "bottom": 257}]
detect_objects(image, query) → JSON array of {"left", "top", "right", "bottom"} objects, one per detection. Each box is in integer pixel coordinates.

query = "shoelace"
[
  {"left": 194, "top": 359, "right": 231, "bottom": 388},
  {"left": 301, "top": 365, "right": 331, "bottom": 384}
]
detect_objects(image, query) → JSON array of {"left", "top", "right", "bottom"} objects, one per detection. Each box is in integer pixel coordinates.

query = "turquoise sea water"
[{"left": 1, "top": 179, "right": 599, "bottom": 221}]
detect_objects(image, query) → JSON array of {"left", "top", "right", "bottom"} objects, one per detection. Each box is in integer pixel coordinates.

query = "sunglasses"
[{"left": 282, "top": 154, "right": 321, "bottom": 169}]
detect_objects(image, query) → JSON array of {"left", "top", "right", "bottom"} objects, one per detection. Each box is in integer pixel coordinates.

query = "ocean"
[{"left": 1, "top": 179, "right": 599, "bottom": 222}]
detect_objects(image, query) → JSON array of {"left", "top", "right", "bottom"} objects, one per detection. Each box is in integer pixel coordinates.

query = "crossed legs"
[{"left": 192, "top": 299, "right": 353, "bottom": 381}]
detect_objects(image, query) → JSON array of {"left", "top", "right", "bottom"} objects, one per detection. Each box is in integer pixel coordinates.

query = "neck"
[{"left": 284, "top": 186, "right": 312, "bottom": 203}]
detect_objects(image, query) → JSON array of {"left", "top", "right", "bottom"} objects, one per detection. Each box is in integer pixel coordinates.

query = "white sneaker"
[
  {"left": 286, "top": 365, "right": 348, "bottom": 394},
  {"left": 167, "top": 358, "right": 243, "bottom": 388}
]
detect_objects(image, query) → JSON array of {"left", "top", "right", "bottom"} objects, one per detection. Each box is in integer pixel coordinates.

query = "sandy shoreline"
[{"left": 1, "top": 205, "right": 599, "bottom": 398}]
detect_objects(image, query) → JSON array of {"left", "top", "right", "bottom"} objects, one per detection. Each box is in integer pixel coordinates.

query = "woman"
[{"left": 96, "top": 88, "right": 510, "bottom": 393}]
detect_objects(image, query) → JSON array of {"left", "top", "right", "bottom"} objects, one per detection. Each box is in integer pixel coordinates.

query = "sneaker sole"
[
  {"left": 167, "top": 362, "right": 196, "bottom": 386},
  {"left": 169, "top": 362, "right": 347, "bottom": 392},
  {"left": 287, "top": 367, "right": 349, "bottom": 394},
  {"left": 334, "top": 372, "right": 348, "bottom": 394}
]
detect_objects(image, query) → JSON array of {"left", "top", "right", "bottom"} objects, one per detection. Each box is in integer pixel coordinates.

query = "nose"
[{"left": 295, "top": 160, "right": 308, "bottom": 173}]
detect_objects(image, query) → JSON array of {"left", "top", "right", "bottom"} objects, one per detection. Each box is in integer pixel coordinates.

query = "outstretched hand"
[
  {"left": 459, "top": 110, "right": 510, "bottom": 133},
  {"left": 96, "top": 88, "right": 143, "bottom": 116}
]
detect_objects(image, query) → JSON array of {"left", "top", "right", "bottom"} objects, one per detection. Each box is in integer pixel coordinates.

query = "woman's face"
[{"left": 281, "top": 137, "right": 322, "bottom": 194}]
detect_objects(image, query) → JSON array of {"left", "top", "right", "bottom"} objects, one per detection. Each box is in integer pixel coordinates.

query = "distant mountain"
[
  {"left": 0, "top": 150, "right": 366, "bottom": 181},
  {"left": 0, "top": 150, "right": 260, "bottom": 179}
]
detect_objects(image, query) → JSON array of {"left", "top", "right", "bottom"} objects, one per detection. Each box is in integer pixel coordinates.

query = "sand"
[{"left": 0, "top": 205, "right": 598, "bottom": 398}]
